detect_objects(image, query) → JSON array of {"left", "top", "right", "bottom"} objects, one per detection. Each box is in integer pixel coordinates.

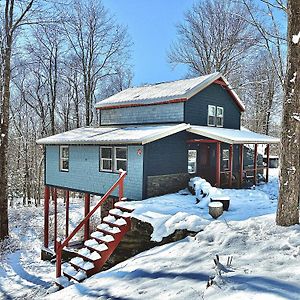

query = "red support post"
[
  {"left": 119, "top": 170, "right": 124, "bottom": 201},
  {"left": 216, "top": 142, "right": 221, "bottom": 187},
  {"left": 53, "top": 188, "right": 58, "bottom": 251},
  {"left": 44, "top": 186, "right": 50, "bottom": 248},
  {"left": 65, "top": 190, "right": 70, "bottom": 239},
  {"left": 253, "top": 144, "right": 258, "bottom": 185},
  {"left": 239, "top": 144, "right": 244, "bottom": 188},
  {"left": 56, "top": 240, "right": 62, "bottom": 278},
  {"left": 229, "top": 144, "right": 233, "bottom": 188},
  {"left": 84, "top": 193, "right": 90, "bottom": 241},
  {"left": 266, "top": 144, "right": 270, "bottom": 182}
]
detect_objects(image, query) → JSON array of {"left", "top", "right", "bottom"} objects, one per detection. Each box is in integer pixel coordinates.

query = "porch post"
[
  {"left": 84, "top": 193, "right": 90, "bottom": 241},
  {"left": 53, "top": 188, "right": 58, "bottom": 251},
  {"left": 239, "top": 144, "right": 244, "bottom": 188},
  {"left": 229, "top": 144, "right": 233, "bottom": 188},
  {"left": 216, "top": 142, "right": 221, "bottom": 187},
  {"left": 65, "top": 190, "right": 70, "bottom": 239},
  {"left": 266, "top": 144, "right": 270, "bottom": 182},
  {"left": 44, "top": 186, "right": 50, "bottom": 248},
  {"left": 253, "top": 144, "right": 258, "bottom": 185}
]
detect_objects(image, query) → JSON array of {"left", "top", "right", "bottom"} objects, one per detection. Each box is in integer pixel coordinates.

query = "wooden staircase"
[
  {"left": 55, "top": 202, "right": 133, "bottom": 288},
  {"left": 53, "top": 171, "right": 133, "bottom": 289}
]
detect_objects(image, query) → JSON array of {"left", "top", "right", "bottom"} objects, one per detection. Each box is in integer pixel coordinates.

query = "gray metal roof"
[
  {"left": 188, "top": 126, "right": 280, "bottom": 144},
  {"left": 37, "top": 124, "right": 190, "bottom": 145},
  {"left": 95, "top": 72, "right": 245, "bottom": 111}
]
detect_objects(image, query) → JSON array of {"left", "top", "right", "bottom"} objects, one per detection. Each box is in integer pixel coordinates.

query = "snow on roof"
[
  {"left": 95, "top": 72, "right": 245, "bottom": 111},
  {"left": 188, "top": 126, "right": 280, "bottom": 144},
  {"left": 36, "top": 123, "right": 190, "bottom": 145}
]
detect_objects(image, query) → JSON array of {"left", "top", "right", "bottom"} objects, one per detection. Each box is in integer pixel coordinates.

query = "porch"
[{"left": 187, "top": 126, "right": 280, "bottom": 188}]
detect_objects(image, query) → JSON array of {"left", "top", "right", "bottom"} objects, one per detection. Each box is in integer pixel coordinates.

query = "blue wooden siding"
[
  {"left": 143, "top": 131, "right": 188, "bottom": 176},
  {"left": 45, "top": 145, "right": 144, "bottom": 200},
  {"left": 100, "top": 102, "right": 184, "bottom": 125},
  {"left": 184, "top": 83, "right": 241, "bottom": 129}
]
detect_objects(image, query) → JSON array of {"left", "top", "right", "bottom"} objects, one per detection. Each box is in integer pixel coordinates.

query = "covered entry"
[{"left": 187, "top": 126, "right": 280, "bottom": 188}]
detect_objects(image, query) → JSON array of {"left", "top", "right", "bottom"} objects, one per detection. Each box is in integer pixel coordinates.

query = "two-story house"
[
  {"left": 38, "top": 72, "right": 279, "bottom": 201},
  {"left": 37, "top": 72, "right": 280, "bottom": 287}
]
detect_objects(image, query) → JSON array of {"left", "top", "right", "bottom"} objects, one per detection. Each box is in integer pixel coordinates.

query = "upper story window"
[
  {"left": 207, "top": 105, "right": 224, "bottom": 127},
  {"left": 188, "top": 149, "right": 197, "bottom": 174},
  {"left": 100, "top": 146, "right": 127, "bottom": 172},
  {"left": 60, "top": 146, "right": 69, "bottom": 172},
  {"left": 207, "top": 105, "right": 216, "bottom": 126},
  {"left": 216, "top": 106, "right": 224, "bottom": 127}
]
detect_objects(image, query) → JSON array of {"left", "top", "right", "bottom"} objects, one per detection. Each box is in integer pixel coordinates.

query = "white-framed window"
[
  {"left": 188, "top": 149, "right": 197, "bottom": 174},
  {"left": 60, "top": 145, "right": 69, "bottom": 172},
  {"left": 100, "top": 146, "right": 127, "bottom": 172},
  {"left": 216, "top": 106, "right": 224, "bottom": 127},
  {"left": 115, "top": 147, "right": 127, "bottom": 172},
  {"left": 207, "top": 105, "right": 216, "bottom": 126},
  {"left": 222, "top": 149, "right": 229, "bottom": 170},
  {"left": 100, "top": 146, "right": 113, "bottom": 172}
]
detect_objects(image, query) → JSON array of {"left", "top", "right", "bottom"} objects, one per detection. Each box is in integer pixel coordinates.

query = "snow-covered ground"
[{"left": 2, "top": 169, "right": 300, "bottom": 299}]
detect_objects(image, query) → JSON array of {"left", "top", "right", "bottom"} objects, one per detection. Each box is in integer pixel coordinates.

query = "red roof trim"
[
  {"left": 213, "top": 79, "right": 245, "bottom": 112},
  {"left": 97, "top": 98, "right": 188, "bottom": 110}
]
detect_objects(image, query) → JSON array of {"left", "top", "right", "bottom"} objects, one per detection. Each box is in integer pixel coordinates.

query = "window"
[
  {"left": 100, "top": 147, "right": 113, "bottom": 172},
  {"left": 60, "top": 146, "right": 69, "bottom": 172},
  {"left": 100, "top": 146, "right": 127, "bottom": 172},
  {"left": 188, "top": 150, "right": 197, "bottom": 174},
  {"left": 115, "top": 147, "right": 127, "bottom": 172},
  {"left": 207, "top": 105, "right": 224, "bottom": 127},
  {"left": 216, "top": 106, "right": 224, "bottom": 127},
  {"left": 207, "top": 105, "right": 216, "bottom": 126},
  {"left": 222, "top": 149, "right": 229, "bottom": 170}
]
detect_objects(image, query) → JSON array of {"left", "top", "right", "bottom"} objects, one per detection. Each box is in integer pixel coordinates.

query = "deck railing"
[{"left": 55, "top": 170, "right": 127, "bottom": 278}]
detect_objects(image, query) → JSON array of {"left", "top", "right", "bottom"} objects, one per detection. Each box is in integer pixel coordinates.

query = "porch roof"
[
  {"left": 36, "top": 123, "right": 189, "bottom": 145},
  {"left": 187, "top": 126, "right": 280, "bottom": 144}
]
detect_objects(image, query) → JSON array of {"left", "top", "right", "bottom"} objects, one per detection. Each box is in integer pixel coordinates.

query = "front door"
[{"left": 197, "top": 144, "right": 216, "bottom": 185}]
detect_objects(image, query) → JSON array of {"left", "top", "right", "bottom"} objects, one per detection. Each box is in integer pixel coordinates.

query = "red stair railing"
[{"left": 55, "top": 170, "right": 127, "bottom": 278}]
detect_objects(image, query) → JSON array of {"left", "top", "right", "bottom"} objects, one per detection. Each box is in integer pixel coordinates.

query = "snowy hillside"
[{"left": 1, "top": 169, "right": 300, "bottom": 300}]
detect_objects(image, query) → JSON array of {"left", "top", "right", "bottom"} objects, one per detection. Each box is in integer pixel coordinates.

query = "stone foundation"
[
  {"left": 146, "top": 173, "right": 190, "bottom": 198},
  {"left": 103, "top": 217, "right": 198, "bottom": 270}
]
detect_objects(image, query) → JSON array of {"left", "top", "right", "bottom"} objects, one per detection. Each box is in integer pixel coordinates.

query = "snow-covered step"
[
  {"left": 109, "top": 208, "right": 131, "bottom": 218},
  {"left": 97, "top": 223, "right": 121, "bottom": 234},
  {"left": 89, "top": 243, "right": 108, "bottom": 252},
  {"left": 103, "top": 215, "right": 116, "bottom": 223},
  {"left": 64, "top": 265, "right": 78, "bottom": 277},
  {"left": 91, "top": 231, "right": 104, "bottom": 239},
  {"left": 84, "top": 239, "right": 99, "bottom": 248},
  {"left": 64, "top": 265, "right": 87, "bottom": 282},
  {"left": 78, "top": 247, "right": 91, "bottom": 257},
  {"left": 55, "top": 275, "right": 73, "bottom": 288},
  {"left": 114, "top": 217, "right": 127, "bottom": 226},
  {"left": 91, "top": 231, "right": 115, "bottom": 243},
  {"left": 100, "top": 234, "right": 115, "bottom": 243},
  {"left": 114, "top": 201, "right": 134, "bottom": 212},
  {"left": 78, "top": 245, "right": 103, "bottom": 261},
  {"left": 70, "top": 257, "right": 94, "bottom": 271}
]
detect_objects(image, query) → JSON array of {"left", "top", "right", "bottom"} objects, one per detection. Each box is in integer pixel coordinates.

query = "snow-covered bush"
[{"left": 189, "top": 177, "right": 223, "bottom": 208}]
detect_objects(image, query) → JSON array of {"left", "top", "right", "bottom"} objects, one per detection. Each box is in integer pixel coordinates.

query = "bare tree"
[
  {"left": 168, "top": 0, "right": 258, "bottom": 80},
  {"left": 243, "top": 51, "right": 281, "bottom": 135},
  {"left": 242, "top": 0, "right": 287, "bottom": 90},
  {"left": 0, "top": 0, "right": 34, "bottom": 240},
  {"left": 62, "top": 0, "right": 131, "bottom": 126},
  {"left": 276, "top": 0, "right": 300, "bottom": 226}
]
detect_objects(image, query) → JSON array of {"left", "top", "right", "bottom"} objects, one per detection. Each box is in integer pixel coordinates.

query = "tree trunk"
[
  {"left": 0, "top": 38, "right": 12, "bottom": 239},
  {"left": 276, "top": 0, "right": 300, "bottom": 226}
]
